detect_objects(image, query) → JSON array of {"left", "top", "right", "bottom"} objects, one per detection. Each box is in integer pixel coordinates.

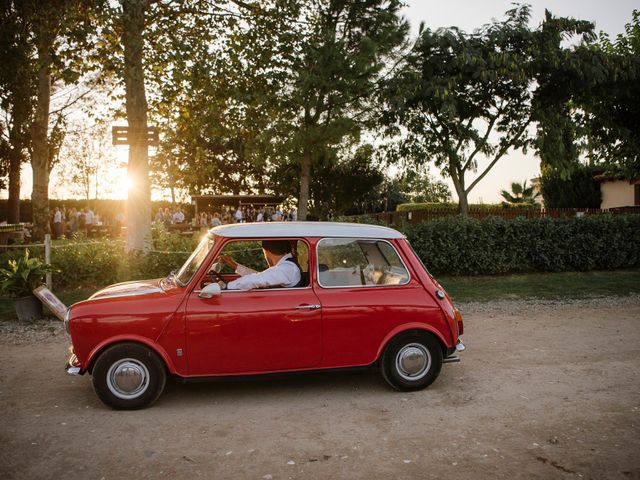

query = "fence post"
[{"left": 45, "top": 234, "right": 52, "bottom": 290}]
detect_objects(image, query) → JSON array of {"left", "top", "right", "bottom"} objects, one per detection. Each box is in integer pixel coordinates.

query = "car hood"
[{"left": 89, "top": 279, "right": 164, "bottom": 300}]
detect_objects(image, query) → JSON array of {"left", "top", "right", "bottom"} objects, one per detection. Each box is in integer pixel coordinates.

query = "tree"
[
  {"left": 499, "top": 180, "right": 539, "bottom": 205},
  {"left": 2, "top": 1, "right": 102, "bottom": 239},
  {"left": 539, "top": 164, "right": 602, "bottom": 208},
  {"left": 119, "top": 0, "right": 152, "bottom": 251},
  {"left": 93, "top": 0, "right": 266, "bottom": 249},
  {"left": 578, "top": 10, "right": 640, "bottom": 178},
  {"left": 395, "top": 166, "right": 452, "bottom": 204},
  {"left": 531, "top": 10, "right": 596, "bottom": 176},
  {"left": 0, "top": 4, "right": 33, "bottom": 223},
  {"left": 285, "top": 0, "right": 408, "bottom": 220},
  {"left": 382, "top": 6, "right": 537, "bottom": 215}
]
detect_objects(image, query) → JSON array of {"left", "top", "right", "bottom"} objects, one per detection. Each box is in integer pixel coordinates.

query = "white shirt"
[
  {"left": 227, "top": 253, "right": 301, "bottom": 290},
  {"left": 85, "top": 210, "right": 94, "bottom": 225}
]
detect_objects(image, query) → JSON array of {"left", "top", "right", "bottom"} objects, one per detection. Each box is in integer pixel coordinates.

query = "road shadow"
[{"left": 158, "top": 367, "right": 387, "bottom": 407}]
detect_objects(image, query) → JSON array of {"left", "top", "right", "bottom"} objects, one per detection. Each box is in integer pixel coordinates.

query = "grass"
[
  {"left": 438, "top": 269, "right": 640, "bottom": 303},
  {"left": 1, "top": 270, "right": 639, "bottom": 321}
]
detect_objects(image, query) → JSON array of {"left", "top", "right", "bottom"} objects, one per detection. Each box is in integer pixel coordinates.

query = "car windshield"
[{"left": 175, "top": 235, "right": 215, "bottom": 286}]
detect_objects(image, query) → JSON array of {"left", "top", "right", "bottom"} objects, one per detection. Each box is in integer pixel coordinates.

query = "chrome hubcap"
[
  {"left": 106, "top": 358, "right": 150, "bottom": 399},
  {"left": 395, "top": 343, "right": 431, "bottom": 381}
]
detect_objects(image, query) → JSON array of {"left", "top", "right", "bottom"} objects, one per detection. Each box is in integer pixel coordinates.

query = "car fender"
[
  {"left": 375, "top": 322, "right": 449, "bottom": 361},
  {"left": 84, "top": 335, "right": 178, "bottom": 375}
]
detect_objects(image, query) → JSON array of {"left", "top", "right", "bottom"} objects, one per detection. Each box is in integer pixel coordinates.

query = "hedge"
[
  {"left": 396, "top": 202, "right": 539, "bottom": 212},
  {"left": 406, "top": 214, "right": 640, "bottom": 276},
  {"left": 1, "top": 215, "right": 638, "bottom": 290}
]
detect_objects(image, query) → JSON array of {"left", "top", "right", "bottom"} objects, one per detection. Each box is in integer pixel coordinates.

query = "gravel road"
[{"left": 1, "top": 296, "right": 639, "bottom": 479}]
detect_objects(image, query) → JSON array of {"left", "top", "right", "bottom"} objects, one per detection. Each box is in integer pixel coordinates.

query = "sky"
[
  {"left": 400, "top": 0, "right": 637, "bottom": 203},
  {"left": 9, "top": 0, "right": 638, "bottom": 204}
]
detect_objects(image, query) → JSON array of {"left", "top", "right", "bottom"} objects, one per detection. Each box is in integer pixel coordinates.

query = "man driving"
[{"left": 217, "top": 240, "right": 302, "bottom": 290}]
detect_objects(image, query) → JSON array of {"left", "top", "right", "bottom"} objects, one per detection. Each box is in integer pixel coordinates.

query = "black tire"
[
  {"left": 381, "top": 332, "right": 443, "bottom": 391},
  {"left": 92, "top": 342, "right": 167, "bottom": 410}
]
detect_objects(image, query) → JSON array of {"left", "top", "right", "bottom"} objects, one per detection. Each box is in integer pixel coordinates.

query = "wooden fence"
[{"left": 345, "top": 206, "right": 640, "bottom": 227}]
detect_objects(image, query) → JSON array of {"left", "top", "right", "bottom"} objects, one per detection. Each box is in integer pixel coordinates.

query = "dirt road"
[{"left": 1, "top": 297, "right": 639, "bottom": 479}]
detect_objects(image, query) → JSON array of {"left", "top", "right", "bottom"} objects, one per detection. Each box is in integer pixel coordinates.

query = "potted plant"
[{"left": 0, "top": 250, "right": 55, "bottom": 322}]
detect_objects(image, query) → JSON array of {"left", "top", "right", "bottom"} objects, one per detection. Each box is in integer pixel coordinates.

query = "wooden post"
[{"left": 44, "top": 234, "right": 52, "bottom": 290}]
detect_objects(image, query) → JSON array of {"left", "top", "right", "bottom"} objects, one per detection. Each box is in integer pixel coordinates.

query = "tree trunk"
[
  {"left": 7, "top": 149, "right": 22, "bottom": 224},
  {"left": 298, "top": 147, "right": 311, "bottom": 221},
  {"left": 122, "top": 0, "right": 151, "bottom": 252},
  {"left": 449, "top": 162, "right": 469, "bottom": 216},
  {"left": 30, "top": 33, "right": 53, "bottom": 241}
]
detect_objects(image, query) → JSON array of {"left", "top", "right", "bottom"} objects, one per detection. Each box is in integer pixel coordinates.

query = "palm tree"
[{"left": 500, "top": 180, "right": 540, "bottom": 205}]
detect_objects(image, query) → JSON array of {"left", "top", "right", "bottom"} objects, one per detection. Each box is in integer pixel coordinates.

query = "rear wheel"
[
  {"left": 381, "top": 332, "right": 443, "bottom": 391},
  {"left": 92, "top": 342, "right": 166, "bottom": 410}
]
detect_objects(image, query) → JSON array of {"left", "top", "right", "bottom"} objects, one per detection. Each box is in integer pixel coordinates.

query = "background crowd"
[{"left": 47, "top": 204, "right": 298, "bottom": 239}]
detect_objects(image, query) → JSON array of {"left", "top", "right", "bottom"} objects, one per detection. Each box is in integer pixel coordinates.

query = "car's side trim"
[{"left": 174, "top": 365, "right": 374, "bottom": 383}]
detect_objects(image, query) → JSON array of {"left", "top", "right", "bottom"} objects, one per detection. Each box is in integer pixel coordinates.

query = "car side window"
[
  {"left": 217, "top": 240, "right": 267, "bottom": 273},
  {"left": 214, "top": 239, "right": 310, "bottom": 288},
  {"left": 316, "top": 238, "right": 410, "bottom": 287}
]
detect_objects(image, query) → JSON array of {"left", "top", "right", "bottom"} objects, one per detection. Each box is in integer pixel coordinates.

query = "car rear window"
[{"left": 316, "top": 238, "right": 410, "bottom": 288}]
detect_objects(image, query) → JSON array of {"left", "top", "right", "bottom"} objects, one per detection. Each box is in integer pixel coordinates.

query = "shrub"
[
  {"left": 127, "top": 222, "right": 200, "bottom": 280},
  {"left": 406, "top": 214, "right": 640, "bottom": 276},
  {"left": 396, "top": 202, "right": 539, "bottom": 212},
  {"left": 540, "top": 164, "right": 602, "bottom": 208},
  {"left": 50, "top": 234, "right": 125, "bottom": 288}
]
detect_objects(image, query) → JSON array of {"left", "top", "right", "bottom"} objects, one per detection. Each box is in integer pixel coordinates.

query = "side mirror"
[{"left": 199, "top": 283, "right": 221, "bottom": 298}]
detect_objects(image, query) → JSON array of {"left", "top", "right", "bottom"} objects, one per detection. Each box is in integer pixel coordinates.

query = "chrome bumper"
[
  {"left": 443, "top": 339, "right": 466, "bottom": 364},
  {"left": 65, "top": 351, "right": 83, "bottom": 376}
]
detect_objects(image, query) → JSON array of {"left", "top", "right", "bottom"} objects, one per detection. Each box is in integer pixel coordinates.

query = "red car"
[{"left": 65, "top": 222, "right": 465, "bottom": 409}]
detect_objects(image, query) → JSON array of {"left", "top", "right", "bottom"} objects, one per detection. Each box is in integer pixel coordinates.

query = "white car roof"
[{"left": 209, "top": 222, "right": 405, "bottom": 239}]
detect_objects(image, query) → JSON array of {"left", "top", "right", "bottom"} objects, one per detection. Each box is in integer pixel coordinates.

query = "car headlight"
[{"left": 64, "top": 308, "right": 71, "bottom": 334}]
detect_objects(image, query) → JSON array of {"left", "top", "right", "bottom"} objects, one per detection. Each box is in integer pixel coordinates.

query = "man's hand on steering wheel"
[{"left": 206, "top": 269, "right": 223, "bottom": 283}]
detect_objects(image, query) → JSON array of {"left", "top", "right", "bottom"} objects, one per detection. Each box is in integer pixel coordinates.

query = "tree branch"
[
  {"left": 462, "top": 113, "right": 498, "bottom": 172},
  {"left": 465, "top": 121, "right": 530, "bottom": 194}
]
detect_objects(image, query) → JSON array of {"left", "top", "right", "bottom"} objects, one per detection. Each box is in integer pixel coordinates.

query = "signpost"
[{"left": 111, "top": 126, "right": 159, "bottom": 146}]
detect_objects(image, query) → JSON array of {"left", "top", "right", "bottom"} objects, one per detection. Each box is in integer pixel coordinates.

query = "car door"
[
  {"left": 312, "top": 237, "right": 441, "bottom": 368},
  {"left": 184, "top": 240, "right": 322, "bottom": 376}
]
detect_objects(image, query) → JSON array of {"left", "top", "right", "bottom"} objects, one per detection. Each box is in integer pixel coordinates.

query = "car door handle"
[{"left": 295, "top": 304, "right": 321, "bottom": 310}]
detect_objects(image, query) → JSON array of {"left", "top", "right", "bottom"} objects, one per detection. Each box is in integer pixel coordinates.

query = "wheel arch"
[
  {"left": 376, "top": 323, "right": 448, "bottom": 362},
  {"left": 85, "top": 335, "right": 177, "bottom": 375}
]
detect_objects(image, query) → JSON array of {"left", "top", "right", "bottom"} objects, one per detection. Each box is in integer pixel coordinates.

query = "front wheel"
[
  {"left": 381, "top": 332, "right": 443, "bottom": 391},
  {"left": 92, "top": 342, "right": 167, "bottom": 410}
]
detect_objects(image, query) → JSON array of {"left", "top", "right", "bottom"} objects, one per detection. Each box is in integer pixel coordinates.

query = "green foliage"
[
  {"left": 499, "top": 180, "right": 540, "bottom": 205},
  {"left": 0, "top": 250, "right": 55, "bottom": 298},
  {"left": 396, "top": 202, "right": 538, "bottom": 212},
  {"left": 540, "top": 164, "right": 602, "bottom": 208},
  {"left": 382, "top": 5, "right": 537, "bottom": 214},
  {"left": 9, "top": 224, "right": 201, "bottom": 290},
  {"left": 50, "top": 235, "right": 124, "bottom": 289},
  {"left": 534, "top": 10, "right": 640, "bottom": 179},
  {"left": 127, "top": 222, "right": 199, "bottom": 280},
  {"left": 406, "top": 214, "right": 640, "bottom": 276}
]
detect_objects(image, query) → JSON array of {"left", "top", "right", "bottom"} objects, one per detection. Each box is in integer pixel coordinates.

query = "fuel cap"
[{"left": 436, "top": 290, "right": 445, "bottom": 299}]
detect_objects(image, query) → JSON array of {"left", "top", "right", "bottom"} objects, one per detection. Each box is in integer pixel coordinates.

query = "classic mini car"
[{"left": 65, "top": 222, "right": 465, "bottom": 409}]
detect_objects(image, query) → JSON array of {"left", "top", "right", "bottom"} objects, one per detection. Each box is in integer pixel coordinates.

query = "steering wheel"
[{"left": 206, "top": 270, "right": 223, "bottom": 283}]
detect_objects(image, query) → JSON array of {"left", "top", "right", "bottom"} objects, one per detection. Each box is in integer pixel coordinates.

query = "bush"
[
  {"left": 50, "top": 234, "right": 126, "bottom": 288},
  {"left": 406, "top": 214, "right": 640, "bottom": 276},
  {"left": 396, "top": 202, "right": 539, "bottom": 212},
  {"left": 128, "top": 222, "right": 200, "bottom": 279},
  {"left": 540, "top": 165, "right": 602, "bottom": 208},
  {"left": 0, "top": 224, "right": 203, "bottom": 291}
]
